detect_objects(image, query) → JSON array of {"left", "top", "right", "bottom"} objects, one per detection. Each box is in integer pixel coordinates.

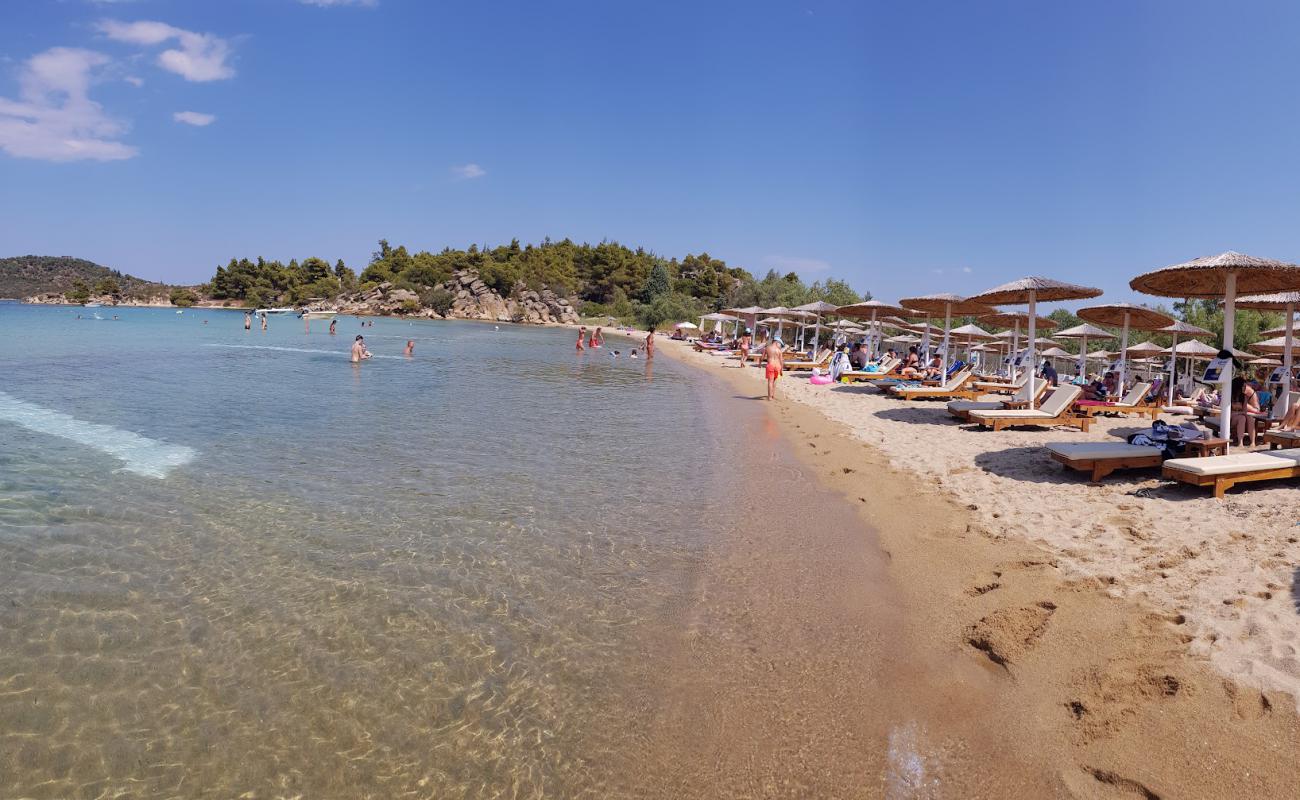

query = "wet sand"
[{"left": 649, "top": 339, "right": 1300, "bottom": 798}]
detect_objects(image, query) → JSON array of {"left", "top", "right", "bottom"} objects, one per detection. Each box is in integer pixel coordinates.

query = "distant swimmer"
[
  {"left": 645, "top": 327, "right": 656, "bottom": 359},
  {"left": 261, "top": 314, "right": 268, "bottom": 332},
  {"left": 329, "top": 318, "right": 337, "bottom": 335},
  {"left": 351, "top": 335, "right": 372, "bottom": 363},
  {"left": 403, "top": 339, "right": 415, "bottom": 356},
  {"left": 244, "top": 312, "right": 252, "bottom": 330},
  {"left": 630, "top": 349, "right": 638, "bottom": 359},
  {"left": 594, "top": 326, "right": 604, "bottom": 347},
  {"left": 763, "top": 338, "right": 784, "bottom": 400},
  {"left": 576, "top": 326, "right": 586, "bottom": 351}
]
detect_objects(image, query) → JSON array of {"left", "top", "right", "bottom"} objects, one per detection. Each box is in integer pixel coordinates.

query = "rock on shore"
[{"left": 335, "top": 268, "right": 580, "bottom": 324}]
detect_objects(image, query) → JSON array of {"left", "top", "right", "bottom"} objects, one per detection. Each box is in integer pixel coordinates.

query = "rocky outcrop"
[
  {"left": 448, "top": 270, "right": 512, "bottom": 322},
  {"left": 24, "top": 292, "right": 172, "bottom": 306},
  {"left": 509, "top": 282, "right": 580, "bottom": 325},
  {"left": 271, "top": 270, "right": 583, "bottom": 324}
]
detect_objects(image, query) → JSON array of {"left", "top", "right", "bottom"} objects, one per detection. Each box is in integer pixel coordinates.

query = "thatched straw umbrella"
[
  {"left": 948, "top": 322, "right": 995, "bottom": 367},
  {"left": 1156, "top": 320, "right": 1213, "bottom": 403},
  {"left": 1131, "top": 252, "right": 1300, "bottom": 450},
  {"left": 1075, "top": 303, "right": 1173, "bottom": 396},
  {"left": 1053, "top": 323, "right": 1113, "bottom": 379},
  {"left": 899, "top": 294, "right": 995, "bottom": 372},
  {"left": 724, "top": 305, "right": 765, "bottom": 337},
  {"left": 1233, "top": 292, "right": 1299, "bottom": 418},
  {"left": 977, "top": 303, "right": 1071, "bottom": 390},
  {"left": 835, "top": 300, "right": 912, "bottom": 358},
  {"left": 794, "top": 300, "right": 839, "bottom": 356}
]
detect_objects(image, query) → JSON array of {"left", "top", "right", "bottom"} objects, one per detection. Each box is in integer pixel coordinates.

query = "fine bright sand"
[{"left": 658, "top": 337, "right": 1300, "bottom": 798}]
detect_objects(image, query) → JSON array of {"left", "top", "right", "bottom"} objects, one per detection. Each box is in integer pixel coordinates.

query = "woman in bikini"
[{"left": 576, "top": 327, "right": 586, "bottom": 351}]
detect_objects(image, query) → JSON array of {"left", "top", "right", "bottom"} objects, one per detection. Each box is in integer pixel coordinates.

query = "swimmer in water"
[
  {"left": 576, "top": 326, "right": 586, "bottom": 351},
  {"left": 630, "top": 349, "right": 638, "bottom": 359},
  {"left": 244, "top": 312, "right": 252, "bottom": 331},
  {"left": 645, "top": 327, "right": 655, "bottom": 359},
  {"left": 261, "top": 314, "right": 268, "bottom": 332},
  {"left": 403, "top": 339, "right": 414, "bottom": 356},
  {"left": 351, "top": 335, "right": 372, "bottom": 363},
  {"left": 593, "top": 326, "right": 604, "bottom": 347},
  {"left": 329, "top": 319, "right": 337, "bottom": 335}
]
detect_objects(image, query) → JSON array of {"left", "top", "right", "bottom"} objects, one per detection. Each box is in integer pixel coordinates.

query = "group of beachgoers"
[{"left": 575, "top": 325, "right": 656, "bottom": 361}]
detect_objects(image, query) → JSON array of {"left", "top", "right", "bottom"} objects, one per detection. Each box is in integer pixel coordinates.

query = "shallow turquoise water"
[{"left": 0, "top": 303, "right": 733, "bottom": 798}]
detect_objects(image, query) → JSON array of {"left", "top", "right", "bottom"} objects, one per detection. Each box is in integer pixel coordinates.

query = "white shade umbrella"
[
  {"left": 675, "top": 321, "right": 699, "bottom": 329},
  {"left": 1054, "top": 322, "right": 1114, "bottom": 378},
  {"left": 1158, "top": 320, "right": 1214, "bottom": 404},
  {"left": 1132, "top": 252, "right": 1300, "bottom": 451},
  {"left": 1077, "top": 303, "right": 1174, "bottom": 397},
  {"left": 836, "top": 300, "right": 913, "bottom": 358},
  {"left": 1235, "top": 292, "right": 1299, "bottom": 418},
  {"left": 900, "top": 294, "right": 994, "bottom": 372}
]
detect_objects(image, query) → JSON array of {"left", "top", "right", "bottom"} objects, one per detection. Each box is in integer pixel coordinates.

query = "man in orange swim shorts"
[{"left": 763, "top": 338, "right": 784, "bottom": 400}]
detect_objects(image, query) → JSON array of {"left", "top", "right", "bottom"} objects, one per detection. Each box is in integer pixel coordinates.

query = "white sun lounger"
[
  {"left": 968, "top": 385, "right": 1088, "bottom": 432},
  {"left": 892, "top": 369, "right": 975, "bottom": 400},
  {"left": 1075, "top": 382, "right": 1159, "bottom": 420},
  {"left": 972, "top": 373, "right": 1027, "bottom": 393},
  {"left": 1046, "top": 442, "right": 1165, "bottom": 483},
  {"left": 1162, "top": 447, "right": 1300, "bottom": 498},
  {"left": 947, "top": 378, "right": 1046, "bottom": 420}
]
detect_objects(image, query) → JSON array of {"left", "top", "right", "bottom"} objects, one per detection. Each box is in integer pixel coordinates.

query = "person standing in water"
[
  {"left": 244, "top": 312, "right": 252, "bottom": 331},
  {"left": 329, "top": 318, "right": 337, "bottom": 335},
  {"left": 645, "top": 327, "right": 655, "bottom": 358},
  {"left": 403, "top": 340, "right": 415, "bottom": 356},
  {"left": 261, "top": 313, "right": 268, "bottom": 332},
  {"left": 576, "top": 326, "right": 586, "bottom": 351},
  {"left": 351, "top": 335, "right": 372, "bottom": 363},
  {"left": 594, "top": 327, "right": 604, "bottom": 348},
  {"left": 763, "top": 338, "right": 784, "bottom": 400}
]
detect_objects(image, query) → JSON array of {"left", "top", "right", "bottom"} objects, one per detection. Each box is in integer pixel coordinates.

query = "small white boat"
[
  {"left": 254, "top": 307, "right": 294, "bottom": 315},
  {"left": 300, "top": 310, "right": 338, "bottom": 320},
  {"left": 84, "top": 302, "right": 102, "bottom": 308}
]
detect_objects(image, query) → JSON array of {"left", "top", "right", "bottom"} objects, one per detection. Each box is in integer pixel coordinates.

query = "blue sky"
[{"left": 3, "top": 1, "right": 1300, "bottom": 306}]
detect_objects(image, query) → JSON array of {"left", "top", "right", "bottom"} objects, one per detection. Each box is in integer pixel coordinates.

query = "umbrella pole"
[
  {"left": 941, "top": 305, "right": 952, "bottom": 372},
  {"left": 1283, "top": 302, "right": 1295, "bottom": 419},
  {"left": 1221, "top": 273, "right": 1236, "bottom": 450},
  {"left": 870, "top": 310, "right": 878, "bottom": 358},
  {"left": 1168, "top": 333, "right": 1178, "bottom": 405},
  {"left": 1078, "top": 335, "right": 1087, "bottom": 380},
  {"left": 1011, "top": 321, "right": 1021, "bottom": 382},
  {"left": 1027, "top": 293, "right": 1038, "bottom": 411},
  {"left": 1119, "top": 313, "right": 1130, "bottom": 396}
]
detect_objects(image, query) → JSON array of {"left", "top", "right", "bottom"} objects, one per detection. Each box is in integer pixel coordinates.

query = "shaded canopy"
[
  {"left": 1077, "top": 303, "right": 1174, "bottom": 330},
  {"left": 898, "top": 293, "right": 994, "bottom": 316},
  {"left": 1250, "top": 336, "right": 1300, "bottom": 355},
  {"left": 1039, "top": 346, "right": 1071, "bottom": 357},
  {"left": 968, "top": 276, "right": 1102, "bottom": 305},
  {"left": 794, "top": 300, "right": 840, "bottom": 314},
  {"left": 1124, "top": 341, "right": 1165, "bottom": 355},
  {"left": 1130, "top": 251, "right": 1300, "bottom": 298},
  {"left": 1053, "top": 323, "right": 1114, "bottom": 339},
  {"left": 979, "top": 312, "right": 1058, "bottom": 329},
  {"left": 835, "top": 300, "right": 913, "bottom": 319},
  {"left": 1232, "top": 290, "right": 1300, "bottom": 311},
  {"left": 948, "top": 323, "right": 995, "bottom": 339},
  {"left": 1160, "top": 320, "right": 1213, "bottom": 337}
]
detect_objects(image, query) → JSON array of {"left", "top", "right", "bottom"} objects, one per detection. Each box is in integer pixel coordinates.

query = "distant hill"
[{"left": 0, "top": 255, "right": 174, "bottom": 299}]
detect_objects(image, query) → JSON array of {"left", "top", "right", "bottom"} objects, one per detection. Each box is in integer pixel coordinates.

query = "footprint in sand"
[
  {"left": 1061, "top": 766, "right": 1161, "bottom": 799},
  {"left": 963, "top": 601, "right": 1057, "bottom": 669}
]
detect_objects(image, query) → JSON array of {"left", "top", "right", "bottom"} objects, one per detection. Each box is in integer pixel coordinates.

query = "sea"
[{"left": 0, "top": 303, "right": 757, "bottom": 798}]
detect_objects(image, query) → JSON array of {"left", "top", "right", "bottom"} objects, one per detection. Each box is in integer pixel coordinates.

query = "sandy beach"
[{"left": 652, "top": 335, "right": 1300, "bottom": 797}]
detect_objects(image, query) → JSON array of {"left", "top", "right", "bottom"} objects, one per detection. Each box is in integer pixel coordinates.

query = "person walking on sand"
[
  {"left": 403, "top": 339, "right": 415, "bottom": 356},
  {"left": 763, "top": 338, "right": 783, "bottom": 400},
  {"left": 738, "top": 330, "right": 752, "bottom": 366},
  {"left": 351, "top": 335, "right": 372, "bottom": 363},
  {"left": 244, "top": 312, "right": 251, "bottom": 331},
  {"left": 329, "top": 318, "right": 337, "bottom": 335},
  {"left": 576, "top": 326, "right": 586, "bottom": 352},
  {"left": 645, "top": 327, "right": 655, "bottom": 358}
]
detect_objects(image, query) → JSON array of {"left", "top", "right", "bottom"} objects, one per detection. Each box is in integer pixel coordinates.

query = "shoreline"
[{"left": 652, "top": 336, "right": 1300, "bottom": 797}]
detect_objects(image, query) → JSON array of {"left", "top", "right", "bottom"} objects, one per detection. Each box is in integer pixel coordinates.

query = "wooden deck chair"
[
  {"left": 972, "top": 373, "right": 1027, "bottom": 394},
  {"left": 947, "top": 377, "right": 1047, "bottom": 421},
  {"left": 1075, "top": 382, "right": 1160, "bottom": 420},
  {"left": 1161, "top": 447, "right": 1300, "bottom": 498},
  {"left": 968, "top": 385, "right": 1089, "bottom": 432},
  {"left": 893, "top": 369, "right": 976, "bottom": 401},
  {"left": 1045, "top": 442, "right": 1165, "bottom": 483}
]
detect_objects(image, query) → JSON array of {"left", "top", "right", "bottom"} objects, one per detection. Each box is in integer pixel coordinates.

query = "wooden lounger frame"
[
  {"left": 1263, "top": 430, "right": 1300, "bottom": 450},
  {"left": 1075, "top": 400, "right": 1162, "bottom": 420},
  {"left": 1050, "top": 450, "right": 1163, "bottom": 483},
  {"left": 1162, "top": 461, "right": 1300, "bottom": 499},
  {"left": 896, "top": 373, "right": 978, "bottom": 401},
  {"left": 974, "top": 412, "right": 1091, "bottom": 433}
]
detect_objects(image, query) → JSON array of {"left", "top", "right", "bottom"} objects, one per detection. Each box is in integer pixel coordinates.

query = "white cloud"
[
  {"left": 97, "top": 19, "right": 234, "bottom": 82},
  {"left": 961, "top": 266, "right": 973, "bottom": 273},
  {"left": 0, "top": 46, "right": 137, "bottom": 161},
  {"left": 451, "top": 163, "right": 485, "bottom": 180},
  {"left": 763, "top": 254, "right": 831, "bottom": 274},
  {"left": 298, "top": 0, "right": 378, "bottom": 6},
  {"left": 124, "top": 75, "right": 144, "bottom": 87},
  {"left": 173, "top": 110, "right": 215, "bottom": 126}
]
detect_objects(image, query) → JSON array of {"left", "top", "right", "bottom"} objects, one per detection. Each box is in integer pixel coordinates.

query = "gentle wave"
[
  {"left": 204, "top": 343, "right": 407, "bottom": 360},
  {"left": 0, "top": 391, "right": 196, "bottom": 478}
]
